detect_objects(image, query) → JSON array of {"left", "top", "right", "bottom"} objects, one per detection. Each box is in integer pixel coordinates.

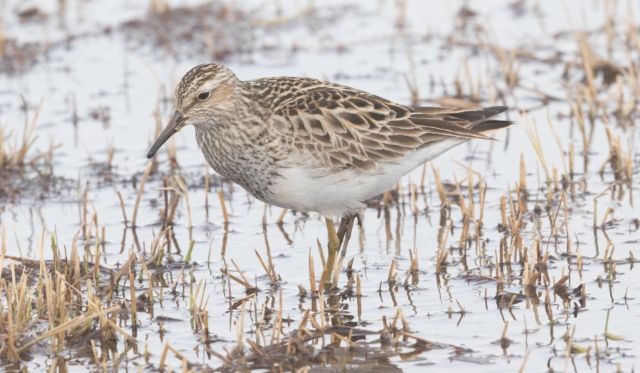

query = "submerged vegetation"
[{"left": 1, "top": 0, "right": 639, "bottom": 372}]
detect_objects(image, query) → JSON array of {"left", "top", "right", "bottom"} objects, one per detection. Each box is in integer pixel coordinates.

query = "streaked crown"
[{"left": 175, "top": 64, "right": 237, "bottom": 109}]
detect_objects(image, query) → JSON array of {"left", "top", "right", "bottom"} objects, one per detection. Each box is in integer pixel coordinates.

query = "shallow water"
[{"left": 1, "top": 0, "right": 640, "bottom": 372}]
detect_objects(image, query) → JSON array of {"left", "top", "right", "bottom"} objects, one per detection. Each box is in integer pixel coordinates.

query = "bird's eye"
[{"left": 197, "top": 92, "right": 210, "bottom": 101}]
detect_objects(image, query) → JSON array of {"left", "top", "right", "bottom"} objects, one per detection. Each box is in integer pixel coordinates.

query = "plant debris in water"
[
  {"left": 1, "top": 1, "right": 640, "bottom": 372},
  {"left": 121, "top": 1, "right": 255, "bottom": 61}
]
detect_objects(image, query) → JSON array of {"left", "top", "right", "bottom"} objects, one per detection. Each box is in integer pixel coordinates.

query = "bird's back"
[{"left": 238, "top": 77, "right": 512, "bottom": 216}]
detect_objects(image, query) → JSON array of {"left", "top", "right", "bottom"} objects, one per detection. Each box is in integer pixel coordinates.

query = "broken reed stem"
[
  {"left": 254, "top": 249, "right": 275, "bottom": 283},
  {"left": 82, "top": 182, "right": 89, "bottom": 238},
  {"left": 131, "top": 161, "right": 153, "bottom": 227},
  {"left": 17, "top": 306, "right": 120, "bottom": 354},
  {"left": 230, "top": 259, "right": 251, "bottom": 287},
  {"left": 518, "top": 351, "right": 532, "bottom": 373},
  {"left": 501, "top": 321, "right": 509, "bottom": 340},
  {"left": 158, "top": 341, "right": 189, "bottom": 371},
  {"left": 520, "top": 111, "right": 550, "bottom": 182},
  {"left": 331, "top": 256, "right": 344, "bottom": 288},
  {"left": 116, "top": 190, "right": 128, "bottom": 225},
  {"left": 218, "top": 190, "right": 229, "bottom": 223},
  {"left": 316, "top": 239, "right": 326, "bottom": 267},
  {"left": 593, "top": 182, "right": 615, "bottom": 227},
  {"left": 130, "top": 272, "right": 137, "bottom": 326},
  {"left": 174, "top": 175, "right": 192, "bottom": 229},
  {"left": 205, "top": 165, "right": 210, "bottom": 216},
  {"left": 409, "top": 179, "right": 418, "bottom": 214},
  {"left": 547, "top": 109, "right": 568, "bottom": 176},
  {"left": 564, "top": 325, "right": 577, "bottom": 372},
  {"left": 431, "top": 162, "right": 446, "bottom": 205},
  {"left": 309, "top": 254, "right": 317, "bottom": 294},
  {"left": 387, "top": 259, "right": 397, "bottom": 282},
  {"left": 0, "top": 224, "right": 5, "bottom": 269}
]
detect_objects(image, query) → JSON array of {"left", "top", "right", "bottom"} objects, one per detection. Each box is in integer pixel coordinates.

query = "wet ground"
[{"left": 1, "top": 0, "right": 640, "bottom": 372}]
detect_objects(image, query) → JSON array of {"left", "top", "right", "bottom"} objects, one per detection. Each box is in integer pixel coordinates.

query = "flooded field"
[{"left": 1, "top": 0, "right": 639, "bottom": 372}]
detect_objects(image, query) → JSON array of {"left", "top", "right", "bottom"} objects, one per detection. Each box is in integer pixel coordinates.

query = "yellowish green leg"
[
  {"left": 339, "top": 214, "right": 356, "bottom": 258},
  {"left": 324, "top": 217, "right": 346, "bottom": 286}
]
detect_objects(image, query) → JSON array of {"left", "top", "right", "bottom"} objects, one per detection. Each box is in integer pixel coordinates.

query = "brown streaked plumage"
[{"left": 148, "top": 63, "right": 512, "bottom": 218}]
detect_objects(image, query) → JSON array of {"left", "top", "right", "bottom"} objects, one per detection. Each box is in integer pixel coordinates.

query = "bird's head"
[{"left": 147, "top": 63, "right": 239, "bottom": 159}]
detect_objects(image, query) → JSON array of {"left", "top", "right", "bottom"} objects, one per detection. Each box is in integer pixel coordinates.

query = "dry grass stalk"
[
  {"left": 500, "top": 196, "right": 507, "bottom": 229},
  {"left": 396, "top": 331, "right": 439, "bottom": 346},
  {"left": 478, "top": 181, "right": 487, "bottom": 227},
  {"left": 519, "top": 154, "right": 527, "bottom": 193},
  {"left": 520, "top": 111, "right": 550, "bottom": 182},
  {"left": 390, "top": 308, "right": 410, "bottom": 332},
  {"left": 308, "top": 254, "right": 317, "bottom": 295},
  {"left": 569, "top": 142, "right": 575, "bottom": 178},
  {"left": 430, "top": 162, "right": 446, "bottom": 205},
  {"left": 547, "top": 110, "right": 569, "bottom": 178},
  {"left": 602, "top": 115, "right": 633, "bottom": 181},
  {"left": 518, "top": 350, "right": 532, "bottom": 373},
  {"left": 174, "top": 175, "right": 193, "bottom": 229},
  {"left": 600, "top": 207, "right": 613, "bottom": 227},
  {"left": 544, "top": 287, "right": 553, "bottom": 320},
  {"left": 575, "top": 33, "right": 598, "bottom": 100},
  {"left": 593, "top": 182, "right": 616, "bottom": 227},
  {"left": 129, "top": 271, "right": 137, "bottom": 326},
  {"left": 436, "top": 223, "right": 451, "bottom": 273},
  {"left": 221, "top": 265, "right": 252, "bottom": 289},
  {"left": 523, "top": 261, "right": 539, "bottom": 286},
  {"left": 331, "top": 256, "right": 344, "bottom": 288},
  {"left": 565, "top": 86, "right": 589, "bottom": 154},
  {"left": 218, "top": 190, "right": 229, "bottom": 223},
  {"left": 331, "top": 332, "right": 358, "bottom": 348},
  {"left": 409, "top": 179, "right": 418, "bottom": 214},
  {"left": 18, "top": 304, "right": 120, "bottom": 355},
  {"left": 577, "top": 246, "right": 583, "bottom": 269},
  {"left": 453, "top": 174, "right": 467, "bottom": 215},
  {"left": 501, "top": 321, "right": 509, "bottom": 340},
  {"left": 138, "top": 254, "right": 155, "bottom": 304},
  {"left": 82, "top": 183, "right": 89, "bottom": 238},
  {"left": 116, "top": 190, "right": 128, "bottom": 225},
  {"left": 316, "top": 239, "right": 326, "bottom": 267},
  {"left": 403, "top": 249, "right": 419, "bottom": 286},
  {"left": 0, "top": 98, "right": 43, "bottom": 170},
  {"left": 254, "top": 249, "right": 277, "bottom": 285},
  {"left": 564, "top": 325, "right": 577, "bottom": 372},
  {"left": 236, "top": 301, "right": 246, "bottom": 349},
  {"left": 231, "top": 259, "right": 251, "bottom": 287},
  {"left": 387, "top": 259, "right": 398, "bottom": 283},
  {"left": 158, "top": 341, "right": 190, "bottom": 371},
  {"left": 0, "top": 224, "right": 5, "bottom": 268},
  {"left": 131, "top": 161, "right": 153, "bottom": 227}
]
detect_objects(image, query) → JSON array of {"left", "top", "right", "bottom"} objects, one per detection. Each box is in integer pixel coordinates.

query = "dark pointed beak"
[{"left": 147, "top": 110, "right": 187, "bottom": 159}]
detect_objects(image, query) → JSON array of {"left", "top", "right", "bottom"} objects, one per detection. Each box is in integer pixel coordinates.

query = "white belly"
[{"left": 268, "top": 138, "right": 466, "bottom": 217}]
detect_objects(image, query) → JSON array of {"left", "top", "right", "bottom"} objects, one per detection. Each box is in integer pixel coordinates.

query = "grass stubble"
[{"left": 1, "top": 0, "right": 640, "bottom": 372}]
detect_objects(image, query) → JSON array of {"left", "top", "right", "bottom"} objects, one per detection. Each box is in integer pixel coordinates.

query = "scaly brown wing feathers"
[{"left": 271, "top": 83, "right": 511, "bottom": 172}]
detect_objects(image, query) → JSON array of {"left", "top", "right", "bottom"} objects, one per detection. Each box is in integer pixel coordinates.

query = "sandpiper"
[{"left": 148, "top": 64, "right": 512, "bottom": 278}]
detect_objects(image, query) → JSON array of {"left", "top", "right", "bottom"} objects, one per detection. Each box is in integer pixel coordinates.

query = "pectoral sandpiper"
[{"left": 147, "top": 63, "right": 512, "bottom": 281}]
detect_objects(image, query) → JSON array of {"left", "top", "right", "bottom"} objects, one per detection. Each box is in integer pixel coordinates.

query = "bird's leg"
[
  {"left": 336, "top": 215, "right": 351, "bottom": 246},
  {"left": 325, "top": 216, "right": 350, "bottom": 287},
  {"left": 339, "top": 214, "right": 357, "bottom": 258}
]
